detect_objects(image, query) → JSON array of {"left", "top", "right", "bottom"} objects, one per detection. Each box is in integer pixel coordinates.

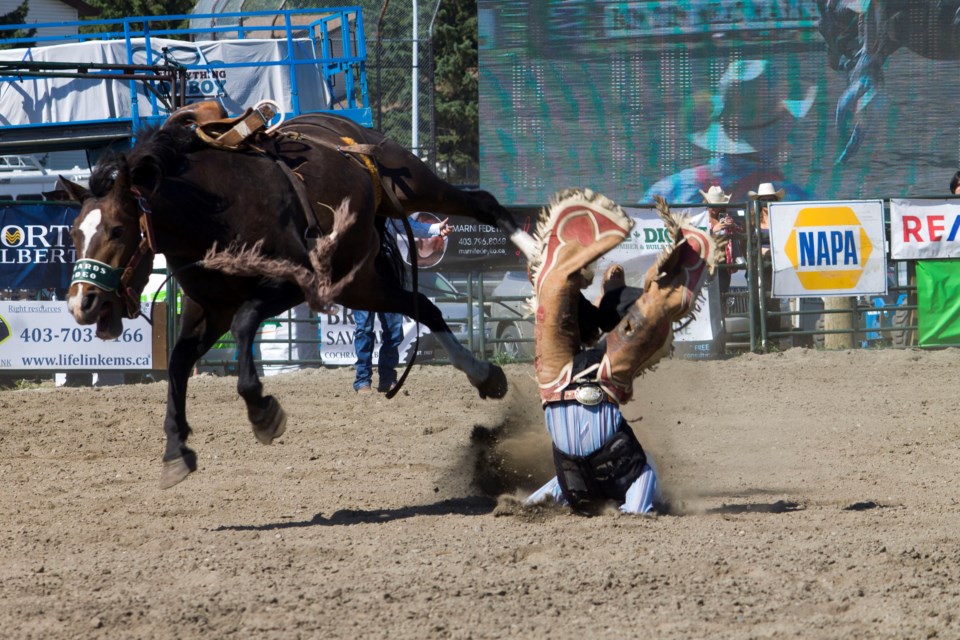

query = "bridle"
[{"left": 69, "top": 186, "right": 158, "bottom": 320}]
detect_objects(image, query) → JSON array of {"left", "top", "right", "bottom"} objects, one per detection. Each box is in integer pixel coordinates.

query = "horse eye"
[{"left": 109, "top": 225, "right": 125, "bottom": 240}]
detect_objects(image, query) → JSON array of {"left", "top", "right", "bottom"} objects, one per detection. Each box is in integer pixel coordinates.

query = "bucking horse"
[{"left": 59, "top": 101, "right": 537, "bottom": 489}]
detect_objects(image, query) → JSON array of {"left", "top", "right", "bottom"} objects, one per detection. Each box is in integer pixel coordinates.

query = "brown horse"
[
  {"left": 817, "top": 0, "right": 960, "bottom": 163},
  {"left": 60, "top": 105, "right": 535, "bottom": 489}
]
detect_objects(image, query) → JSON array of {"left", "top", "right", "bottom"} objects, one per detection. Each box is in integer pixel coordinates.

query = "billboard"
[{"left": 479, "top": 0, "right": 959, "bottom": 206}]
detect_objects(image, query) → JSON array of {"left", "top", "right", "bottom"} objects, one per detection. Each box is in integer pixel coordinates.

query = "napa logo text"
[{"left": 783, "top": 206, "right": 873, "bottom": 290}]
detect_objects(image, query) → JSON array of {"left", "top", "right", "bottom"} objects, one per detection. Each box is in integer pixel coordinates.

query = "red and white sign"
[{"left": 890, "top": 199, "right": 960, "bottom": 259}]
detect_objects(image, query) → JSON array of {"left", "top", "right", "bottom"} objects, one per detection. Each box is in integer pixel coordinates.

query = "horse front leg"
[
  {"left": 160, "top": 298, "right": 233, "bottom": 488},
  {"left": 231, "top": 289, "right": 300, "bottom": 444}
]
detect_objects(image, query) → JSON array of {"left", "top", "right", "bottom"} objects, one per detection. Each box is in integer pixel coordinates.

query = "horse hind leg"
[
  {"left": 431, "top": 328, "right": 508, "bottom": 399},
  {"left": 376, "top": 142, "right": 537, "bottom": 260},
  {"left": 406, "top": 291, "right": 507, "bottom": 399}
]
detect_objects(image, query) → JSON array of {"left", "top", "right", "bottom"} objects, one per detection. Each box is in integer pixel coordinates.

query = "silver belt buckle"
[{"left": 574, "top": 384, "right": 603, "bottom": 406}]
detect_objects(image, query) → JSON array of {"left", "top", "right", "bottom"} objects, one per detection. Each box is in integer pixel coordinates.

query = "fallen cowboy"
[{"left": 524, "top": 189, "right": 721, "bottom": 515}]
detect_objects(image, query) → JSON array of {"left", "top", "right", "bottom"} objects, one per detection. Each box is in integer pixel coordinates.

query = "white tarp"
[{"left": 0, "top": 37, "right": 332, "bottom": 126}]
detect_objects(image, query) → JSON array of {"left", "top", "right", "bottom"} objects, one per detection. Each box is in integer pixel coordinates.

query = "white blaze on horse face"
[
  {"left": 76, "top": 208, "right": 103, "bottom": 259},
  {"left": 68, "top": 208, "right": 103, "bottom": 314}
]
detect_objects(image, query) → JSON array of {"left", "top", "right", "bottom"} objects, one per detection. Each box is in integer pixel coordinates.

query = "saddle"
[{"left": 193, "top": 102, "right": 279, "bottom": 150}]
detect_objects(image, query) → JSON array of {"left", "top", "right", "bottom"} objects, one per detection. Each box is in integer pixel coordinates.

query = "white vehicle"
[{"left": 0, "top": 155, "right": 90, "bottom": 201}]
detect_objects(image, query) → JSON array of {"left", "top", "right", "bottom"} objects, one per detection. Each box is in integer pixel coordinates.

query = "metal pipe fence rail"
[{"left": 160, "top": 196, "right": 936, "bottom": 374}]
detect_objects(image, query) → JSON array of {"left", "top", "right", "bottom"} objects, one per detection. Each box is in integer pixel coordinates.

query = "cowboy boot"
[
  {"left": 530, "top": 189, "right": 633, "bottom": 399},
  {"left": 597, "top": 197, "right": 720, "bottom": 403}
]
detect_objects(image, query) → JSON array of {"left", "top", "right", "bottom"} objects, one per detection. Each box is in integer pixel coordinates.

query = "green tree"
[
  {"left": 80, "top": 0, "right": 195, "bottom": 36},
  {"left": 432, "top": 0, "right": 478, "bottom": 182},
  {"left": 0, "top": 0, "right": 36, "bottom": 49}
]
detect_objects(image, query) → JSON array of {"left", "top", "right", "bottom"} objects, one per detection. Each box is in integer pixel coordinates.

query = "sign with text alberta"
[{"left": 769, "top": 200, "right": 887, "bottom": 297}]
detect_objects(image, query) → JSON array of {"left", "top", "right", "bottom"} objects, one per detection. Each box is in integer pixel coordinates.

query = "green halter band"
[{"left": 71, "top": 259, "right": 123, "bottom": 292}]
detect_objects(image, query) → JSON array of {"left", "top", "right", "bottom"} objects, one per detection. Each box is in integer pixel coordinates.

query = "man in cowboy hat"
[
  {"left": 643, "top": 59, "right": 814, "bottom": 204},
  {"left": 747, "top": 181, "right": 785, "bottom": 337},
  {"left": 524, "top": 189, "right": 720, "bottom": 515},
  {"left": 702, "top": 184, "right": 742, "bottom": 294}
]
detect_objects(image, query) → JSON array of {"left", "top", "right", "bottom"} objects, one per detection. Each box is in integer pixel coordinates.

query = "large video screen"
[{"left": 478, "top": 0, "right": 960, "bottom": 206}]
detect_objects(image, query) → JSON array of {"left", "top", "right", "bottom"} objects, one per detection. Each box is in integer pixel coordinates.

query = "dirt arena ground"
[{"left": 3, "top": 347, "right": 960, "bottom": 639}]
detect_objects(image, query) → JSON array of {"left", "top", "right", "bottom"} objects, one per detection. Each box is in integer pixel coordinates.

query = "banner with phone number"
[{"left": 0, "top": 301, "right": 152, "bottom": 371}]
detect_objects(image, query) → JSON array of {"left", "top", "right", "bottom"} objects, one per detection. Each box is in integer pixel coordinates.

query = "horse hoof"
[
  {"left": 160, "top": 451, "right": 197, "bottom": 489},
  {"left": 476, "top": 364, "right": 508, "bottom": 399},
  {"left": 251, "top": 396, "right": 287, "bottom": 445}
]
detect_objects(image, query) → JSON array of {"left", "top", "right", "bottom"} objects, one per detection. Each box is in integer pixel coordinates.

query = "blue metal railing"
[{"left": 0, "top": 7, "right": 371, "bottom": 150}]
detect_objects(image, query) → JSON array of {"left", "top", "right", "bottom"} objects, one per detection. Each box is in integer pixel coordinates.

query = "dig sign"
[{"left": 768, "top": 200, "right": 887, "bottom": 297}]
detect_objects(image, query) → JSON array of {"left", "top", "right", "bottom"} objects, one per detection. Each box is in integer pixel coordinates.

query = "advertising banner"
[
  {"left": 0, "top": 300, "right": 153, "bottom": 371},
  {"left": 413, "top": 207, "right": 537, "bottom": 272},
  {"left": 317, "top": 306, "right": 426, "bottom": 367},
  {"left": 889, "top": 199, "right": 960, "bottom": 260},
  {"left": 0, "top": 203, "right": 79, "bottom": 291},
  {"left": 768, "top": 200, "right": 887, "bottom": 297},
  {"left": 916, "top": 261, "right": 960, "bottom": 347}
]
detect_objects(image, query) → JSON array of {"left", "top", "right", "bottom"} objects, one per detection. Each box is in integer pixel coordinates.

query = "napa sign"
[{"left": 768, "top": 200, "right": 887, "bottom": 297}]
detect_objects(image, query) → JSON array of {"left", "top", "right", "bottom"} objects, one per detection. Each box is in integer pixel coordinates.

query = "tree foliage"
[
  {"left": 432, "top": 0, "right": 479, "bottom": 181},
  {"left": 0, "top": 0, "right": 36, "bottom": 49},
  {"left": 80, "top": 0, "right": 196, "bottom": 35}
]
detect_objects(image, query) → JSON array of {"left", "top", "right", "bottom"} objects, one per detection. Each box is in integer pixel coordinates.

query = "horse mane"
[{"left": 89, "top": 124, "right": 200, "bottom": 197}]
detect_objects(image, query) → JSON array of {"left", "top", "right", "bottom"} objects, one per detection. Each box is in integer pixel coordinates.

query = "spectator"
[
  {"left": 353, "top": 215, "right": 452, "bottom": 394},
  {"left": 950, "top": 170, "right": 960, "bottom": 195},
  {"left": 747, "top": 182, "right": 785, "bottom": 336},
  {"left": 700, "top": 184, "right": 742, "bottom": 294}
]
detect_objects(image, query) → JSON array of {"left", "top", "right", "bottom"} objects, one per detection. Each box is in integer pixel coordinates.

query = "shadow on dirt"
[
  {"left": 211, "top": 496, "right": 496, "bottom": 531},
  {"left": 705, "top": 500, "right": 804, "bottom": 515}
]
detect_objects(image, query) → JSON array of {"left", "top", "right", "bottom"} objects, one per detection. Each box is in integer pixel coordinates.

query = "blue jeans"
[{"left": 353, "top": 310, "right": 403, "bottom": 390}]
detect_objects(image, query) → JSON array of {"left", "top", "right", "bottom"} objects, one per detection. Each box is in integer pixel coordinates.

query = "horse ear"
[
  {"left": 55, "top": 176, "right": 92, "bottom": 203},
  {"left": 130, "top": 161, "right": 162, "bottom": 196}
]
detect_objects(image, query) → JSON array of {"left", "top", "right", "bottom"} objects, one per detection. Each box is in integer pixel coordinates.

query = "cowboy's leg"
[
  {"left": 377, "top": 312, "right": 403, "bottom": 391},
  {"left": 620, "top": 461, "right": 660, "bottom": 515},
  {"left": 352, "top": 309, "right": 375, "bottom": 390},
  {"left": 526, "top": 401, "right": 624, "bottom": 507},
  {"left": 526, "top": 476, "right": 566, "bottom": 506},
  {"left": 598, "top": 199, "right": 721, "bottom": 403}
]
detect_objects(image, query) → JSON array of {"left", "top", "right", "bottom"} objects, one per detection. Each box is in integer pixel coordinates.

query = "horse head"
[{"left": 63, "top": 156, "right": 156, "bottom": 340}]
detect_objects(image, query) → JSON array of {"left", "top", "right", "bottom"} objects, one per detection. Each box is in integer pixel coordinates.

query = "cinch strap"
[{"left": 71, "top": 259, "right": 122, "bottom": 292}]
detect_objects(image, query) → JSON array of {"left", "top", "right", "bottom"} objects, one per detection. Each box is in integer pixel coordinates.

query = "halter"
[{"left": 70, "top": 187, "right": 158, "bottom": 320}]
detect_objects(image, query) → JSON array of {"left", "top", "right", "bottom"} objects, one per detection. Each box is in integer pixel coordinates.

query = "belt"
[{"left": 541, "top": 383, "right": 615, "bottom": 407}]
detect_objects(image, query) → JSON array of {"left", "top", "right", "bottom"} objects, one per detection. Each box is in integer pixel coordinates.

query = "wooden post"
[
  {"left": 151, "top": 301, "right": 168, "bottom": 372},
  {"left": 823, "top": 296, "right": 855, "bottom": 349}
]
